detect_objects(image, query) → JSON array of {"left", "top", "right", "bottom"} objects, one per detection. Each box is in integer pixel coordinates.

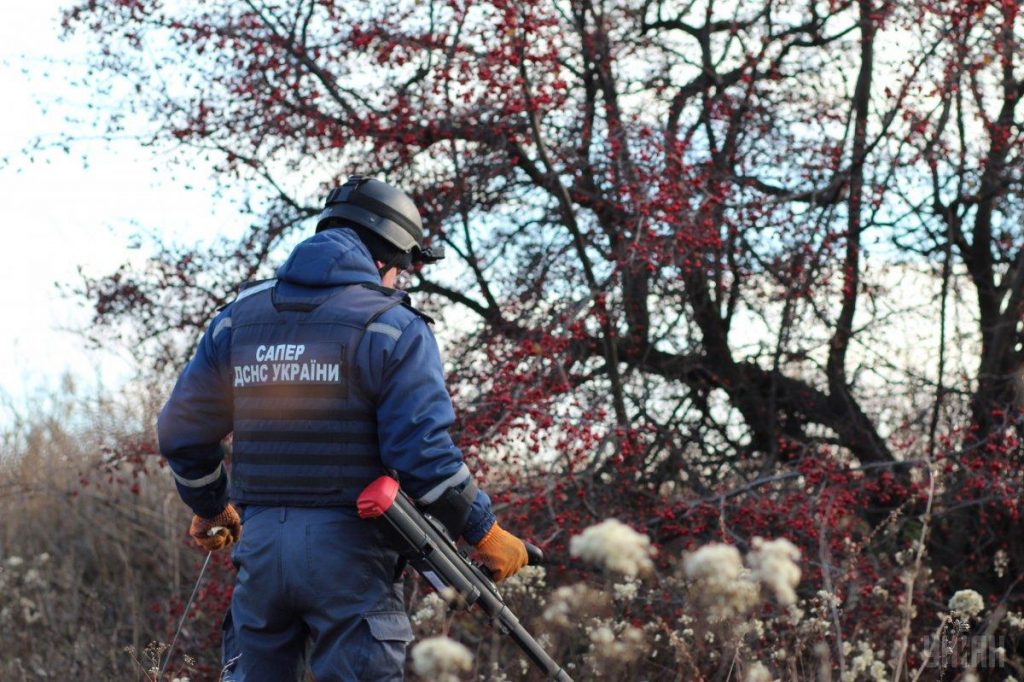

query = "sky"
[
  {"left": 0, "top": 2, "right": 250, "bottom": 419},
  {"left": 0, "top": 1, "right": 477, "bottom": 425}
]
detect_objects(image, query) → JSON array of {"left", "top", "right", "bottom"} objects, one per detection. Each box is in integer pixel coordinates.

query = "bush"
[
  {"left": 4, "top": 387, "right": 1023, "bottom": 680},
  {"left": 0, "top": 385, "right": 227, "bottom": 681}
]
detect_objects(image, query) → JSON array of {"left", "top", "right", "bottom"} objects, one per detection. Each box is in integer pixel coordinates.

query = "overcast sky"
[{"left": 0, "top": 2, "right": 250, "bottom": 419}]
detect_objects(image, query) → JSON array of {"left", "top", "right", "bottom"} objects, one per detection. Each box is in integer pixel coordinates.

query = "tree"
[{"left": 62, "top": 0, "right": 1024, "bottom": 675}]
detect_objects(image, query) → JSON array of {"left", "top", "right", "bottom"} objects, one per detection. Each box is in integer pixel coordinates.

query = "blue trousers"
[{"left": 221, "top": 506, "right": 412, "bottom": 681}]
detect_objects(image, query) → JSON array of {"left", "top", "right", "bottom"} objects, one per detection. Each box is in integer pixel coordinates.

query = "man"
[{"left": 157, "top": 175, "right": 529, "bottom": 681}]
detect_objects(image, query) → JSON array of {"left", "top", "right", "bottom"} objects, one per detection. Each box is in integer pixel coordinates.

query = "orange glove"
[
  {"left": 474, "top": 522, "right": 528, "bottom": 581},
  {"left": 189, "top": 504, "right": 241, "bottom": 552}
]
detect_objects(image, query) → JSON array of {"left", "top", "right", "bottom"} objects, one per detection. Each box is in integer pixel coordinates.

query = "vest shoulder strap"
[
  {"left": 402, "top": 301, "right": 435, "bottom": 325},
  {"left": 360, "top": 283, "right": 407, "bottom": 328},
  {"left": 358, "top": 283, "right": 435, "bottom": 325}
]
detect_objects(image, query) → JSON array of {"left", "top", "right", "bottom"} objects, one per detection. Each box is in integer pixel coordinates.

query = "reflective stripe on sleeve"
[
  {"left": 212, "top": 317, "right": 232, "bottom": 339},
  {"left": 171, "top": 462, "right": 224, "bottom": 489},
  {"left": 366, "top": 322, "right": 402, "bottom": 341},
  {"left": 416, "top": 463, "right": 471, "bottom": 505}
]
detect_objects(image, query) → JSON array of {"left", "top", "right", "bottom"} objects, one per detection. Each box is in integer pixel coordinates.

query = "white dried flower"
[
  {"left": 619, "top": 624, "right": 646, "bottom": 654},
  {"left": 410, "top": 636, "right": 473, "bottom": 682},
  {"left": 745, "top": 662, "right": 772, "bottom": 682},
  {"left": 500, "top": 565, "right": 547, "bottom": 603},
  {"left": 994, "top": 549, "right": 1009, "bottom": 578},
  {"left": 6, "top": 556, "right": 24, "bottom": 568},
  {"left": 841, "top": 641, "right": 887, "bottom": 682},
  {"left": 590, "top": 626, "right": 615, "bottom": 645},
  {"left": 587, "top": 623, "right": 646, "bottom": 665},
  {"left": 481, "top": 661, "right": 511, "bottom": 682},
  {"left": 542, "top": 592, "right": 572, "bottom": 628},
  {"left": 569, "top": 519, "right": 655, "bottom": 577},
  {"left": 410, "top": 592, "right": 447, "bottom": 629},
  {"left": 685, "top": 543, "right": 744, "bottom": 582},
  {"left": 736, "top": 618, "right": 765, "bottom": 640},
  {"left": 23, "top": 568, "right": 44, "bottom": 588},
  {"left": 684, "top": 543, "right": 759, "bottom": 621},
  {"left": 613, "top": 580, "right": 640, "bottom": 601},
  {"left": 785, "top": 604, "right": 805, "bottom": 626},
  {"left": 542, "top": 583, "right": 610, "bottom": 628},
  {"left": 748, "top": 537, "right": 801, "bottom": 606},
  {"left": 948, "top": 589, "right": 984, "bottom": 619}
]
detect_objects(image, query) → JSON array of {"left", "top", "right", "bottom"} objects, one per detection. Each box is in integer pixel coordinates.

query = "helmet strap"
[{"left": 378, "top": 253, "right": 404, "bottom": 280}]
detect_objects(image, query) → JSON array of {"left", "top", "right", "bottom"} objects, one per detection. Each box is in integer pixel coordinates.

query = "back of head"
[{"left": 334, "top": 221, "right": 413, "bottom": 271}]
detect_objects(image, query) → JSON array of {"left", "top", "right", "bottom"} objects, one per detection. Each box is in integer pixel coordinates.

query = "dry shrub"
[
  {"left": 4, "top": 386, "right": 1021, "bottom": 681},
  {"left": 0, "top": 383, "right": 221, "bottom": 681}
]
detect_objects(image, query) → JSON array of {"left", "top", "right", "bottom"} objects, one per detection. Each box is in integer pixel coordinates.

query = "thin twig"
[
  {"left": 157, "top": 551, "right": 213, "bottom": 681},
  {"left": 892, "top": 461, "right": 938, "bottom": 682},
  {"left": 909, "top": 614, "right": 951, "bottom": 682}
]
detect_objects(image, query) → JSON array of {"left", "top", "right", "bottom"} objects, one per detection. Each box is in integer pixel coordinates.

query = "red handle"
[{"left": 357, "top": 476, "right": 400, "bottom": 518}]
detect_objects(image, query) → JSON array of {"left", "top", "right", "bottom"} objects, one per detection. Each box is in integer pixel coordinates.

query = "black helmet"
[{"left": 316, "top": 175, "right": 445, "bottom": 264}]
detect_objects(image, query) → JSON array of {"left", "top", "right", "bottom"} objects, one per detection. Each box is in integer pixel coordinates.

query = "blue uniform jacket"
[{"left": 157, "top": 228, "right": 496, "bottom": 544}]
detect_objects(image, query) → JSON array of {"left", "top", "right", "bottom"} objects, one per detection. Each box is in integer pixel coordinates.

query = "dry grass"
[{"left": 0, "top": 384, "right": 214, "bottom": 681}]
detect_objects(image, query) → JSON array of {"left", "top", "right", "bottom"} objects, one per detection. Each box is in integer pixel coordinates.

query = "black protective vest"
[{"left": 227, "top": 280, "right": 406, "bottom": 507}]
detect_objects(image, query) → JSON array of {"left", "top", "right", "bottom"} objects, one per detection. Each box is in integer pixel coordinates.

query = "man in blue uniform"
[{"left": 157, "top": 176, "right": 529, "bottom": 681}]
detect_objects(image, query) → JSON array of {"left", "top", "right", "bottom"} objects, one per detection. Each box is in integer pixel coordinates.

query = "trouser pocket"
[{"left": 355, "top": 610, "right": 414, "bottom": 681}]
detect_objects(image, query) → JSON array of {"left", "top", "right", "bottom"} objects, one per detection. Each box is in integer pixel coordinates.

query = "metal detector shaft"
[
  {"left": 358, "top": 476, "right": 572, "bottom": 682},
  {"left": 158, "top": 550, "right": 213, "bottom": 682}
]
